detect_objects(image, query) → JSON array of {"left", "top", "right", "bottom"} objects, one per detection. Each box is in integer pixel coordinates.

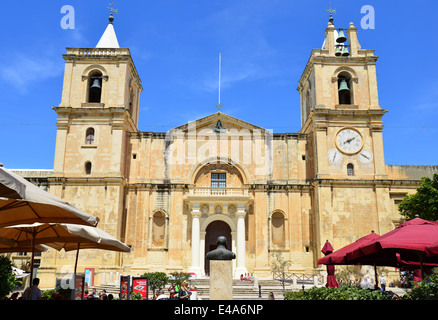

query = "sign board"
[
  {"left": 73, "top": 274, "right": 85, "bottom": 300},
  {"left": 120, "top": 275, "right": 131, "bottom": 300},
  {"left": 132, "top": 277, "right": 149, "bottom": 300}
]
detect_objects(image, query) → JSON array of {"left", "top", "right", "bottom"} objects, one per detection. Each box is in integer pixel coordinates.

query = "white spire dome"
[{"left": 96, "top": 14, "right": 120, "bottom": 48}]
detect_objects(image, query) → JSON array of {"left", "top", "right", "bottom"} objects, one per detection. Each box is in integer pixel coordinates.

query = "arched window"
[
  {"left": 338, "top": 73, "right": 352, "bottom": 105},
  {"left": 347, "top": 163, "right": 355, "bottom": 176},
  {"left": 85, "top": 162, "right": 92, "bottom": 175},
  {"left": 271, "top": 211, "right": 285, "bottom": 247},
  {"left": 152, "top": 211, "right": 166, "bottom": 247},
  {"left": 88, "top": 71, "right": 102, "bottom": 103},
  {"left": 85, "top": 128, "right": 95, "bottom": 145}
]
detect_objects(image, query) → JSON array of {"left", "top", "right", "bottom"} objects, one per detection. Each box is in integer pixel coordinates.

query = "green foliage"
[
  {"left": 168, "top": 272, "right": 190, "bottom": 287},
  {"left": 0, "top": 256, "right": 21, "bottom": 298},
  {"left": 398, "top": 173, "right": 438, "bottom": 221},
  {"left": 140, "top": 272, "right": 168, "bottom": 292},
  {"left": 130, "top": 292, "right": 143, "bottom": 300},
  {"left": 403, "top": 274, "right": 438, "bottom": 300},
  {"left": 41, "top": 289, "right": 58, "bottom": 300},
  {"left": 284, "top": 285, "right": 397, "bottom": 300}
]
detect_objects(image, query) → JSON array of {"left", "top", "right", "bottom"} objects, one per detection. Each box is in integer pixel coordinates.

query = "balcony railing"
[
  {"left": 189, "top": 187, "right": 248, "bottom": 196},
  {"left": 65, "top": 47, "right": 131, "bottom": 57}
]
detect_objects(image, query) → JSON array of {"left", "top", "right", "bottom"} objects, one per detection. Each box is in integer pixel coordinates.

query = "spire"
[{"left": 96, "top": 13, "right": 120, "bottom": 48}]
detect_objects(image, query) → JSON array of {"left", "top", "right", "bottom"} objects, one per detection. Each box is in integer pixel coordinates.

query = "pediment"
[{"left": 171, "top": 112, "right": 267, "bottom": 134}]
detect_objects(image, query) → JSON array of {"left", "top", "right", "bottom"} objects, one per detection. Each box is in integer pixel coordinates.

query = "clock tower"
[{"left": 298, "top": 17, "right": 387, "bottom": 180}]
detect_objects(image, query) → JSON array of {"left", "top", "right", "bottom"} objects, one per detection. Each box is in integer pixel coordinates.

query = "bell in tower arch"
[
  {"left": 88, "top": 76, "right": 102, "bottom": 103},
  {"left": 338, "top": 79, "right": 349, "bottom": 92},
  {"left": 338, "top": 77, "right": 351, "bottom": 105},
  {"left": 90, "top": 78, "right": 101, "bottom": 89}
]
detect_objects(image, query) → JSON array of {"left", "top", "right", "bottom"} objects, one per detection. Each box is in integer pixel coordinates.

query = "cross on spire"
[
  {"left": 107, "top": 1, "right": 119, "bottom": 23},
  {"left": 326, "top": 1, "right": 336, "bottom": 23}
]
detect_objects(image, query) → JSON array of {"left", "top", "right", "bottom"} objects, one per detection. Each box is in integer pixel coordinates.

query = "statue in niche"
[
  {"left": 213, "top": 120, "right": 226, "bottom": 133},
  {"left": 206, "top": 236, "right": 236, "bottom": 260}
]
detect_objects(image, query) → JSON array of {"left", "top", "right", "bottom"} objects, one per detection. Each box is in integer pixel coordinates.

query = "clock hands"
[{"left": 345, "top": 137, "right": 356, "bottom": 144}]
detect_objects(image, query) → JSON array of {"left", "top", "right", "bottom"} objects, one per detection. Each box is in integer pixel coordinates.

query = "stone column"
[
  {"left": 234, "top": 204, "right": 248, "bottom": 278},
  {"left": 189, "top": 203, "right": 203, "bottom": 276}
]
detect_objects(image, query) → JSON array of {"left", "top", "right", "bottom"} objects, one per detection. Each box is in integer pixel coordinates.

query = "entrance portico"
[{"left": 186, "top": 191, "right": 250, "bottom": 279}]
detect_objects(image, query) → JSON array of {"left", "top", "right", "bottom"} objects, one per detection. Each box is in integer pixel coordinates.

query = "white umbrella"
[
  {"left": 0, "top": 236, "right": 49, "bottom": 253},
  {"left": 44, "top": 224, "right": 130, "bottom": 275},
  {"left": 0, "top": 223, "right": 102, "bottom": 280},
  {"left": 0, "top": 166, "right": 99, "bottom": 228},
  {"left": 1, "top": 223, "right": 129, "bottom": 279}
]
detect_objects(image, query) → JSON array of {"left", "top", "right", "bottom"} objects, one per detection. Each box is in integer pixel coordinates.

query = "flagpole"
[{"left": 218, "top": 52, "right": 221, "bottom": 107}]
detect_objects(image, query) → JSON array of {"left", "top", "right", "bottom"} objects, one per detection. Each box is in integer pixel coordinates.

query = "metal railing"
[{"left": 273, "top": 271, "right": 324, "bottom": 285}]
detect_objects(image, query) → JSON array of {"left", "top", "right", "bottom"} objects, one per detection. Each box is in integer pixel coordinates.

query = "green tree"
[
  {"left": 0, "top": 256, "right": 21, "bottom": 298},
  {"left": 398, "top": 173, "right": 438, "bottom": 221},
  {"left": 168, "top": 272, "right": 190, "bottom": 288},
  {"left": 141, "top": 272, "right": 168, "bottom": 294},
  {"left": 284, "top": 284, "right": 396, "bottom": 300}
]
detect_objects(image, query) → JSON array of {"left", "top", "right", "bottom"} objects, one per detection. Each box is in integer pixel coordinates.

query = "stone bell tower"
[
  {"left": 50, "top": 13, "right": 142, "bottom": 240},
  {"left": 298, "top": 14, "right": 387, "bottom": 180},
  {"left": 52, "top": 13, "right": 142, "bottom": 180},
  {"left": 297, "top": 14, "right": 390, "bottom": 266}
]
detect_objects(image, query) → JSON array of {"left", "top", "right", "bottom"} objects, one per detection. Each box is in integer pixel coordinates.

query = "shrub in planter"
[
  {"left": 284, "top": 285, "right": 398, "bottom": 300},
  {"left": 403, "top": 274, "right": 438, "bottom": 300}
]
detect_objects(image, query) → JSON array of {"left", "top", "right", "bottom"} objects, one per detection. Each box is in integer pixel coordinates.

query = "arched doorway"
[{"left": 204, "top": 220, "right": 232, "bottom": 275}]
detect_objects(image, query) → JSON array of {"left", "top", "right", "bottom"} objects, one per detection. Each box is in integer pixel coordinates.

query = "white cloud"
[{"left": 0, "top": 52, "right": 63, "bottom": 94}]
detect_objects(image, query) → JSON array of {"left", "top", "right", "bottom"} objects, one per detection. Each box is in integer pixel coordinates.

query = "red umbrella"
[
  {"left": 426, "top": 241, "right": 438, "bottom": 257},
  {"left": 346, "top": 218, "right": 438, "bottom": 278},
  {"left": 320, "top": 240, "right": 339, "bottom": 288},
  {"left": 318, "top": 232, "right": 380, "bottom": 265}
]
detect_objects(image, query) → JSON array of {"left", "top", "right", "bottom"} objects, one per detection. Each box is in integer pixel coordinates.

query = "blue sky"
[{"left": 0, "top": 0, "right": 437, "bottom": 169}]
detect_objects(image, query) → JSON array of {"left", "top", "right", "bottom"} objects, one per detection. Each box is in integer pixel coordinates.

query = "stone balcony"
[
  {"left": 184, "top": 187, "right": 251, "bottom": 208},
  {"left": 189, "top": 187, "right": 248, "bottom": 196}
]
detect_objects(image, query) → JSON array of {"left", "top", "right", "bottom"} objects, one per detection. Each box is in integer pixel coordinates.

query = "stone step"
[{"left": 93, "top": 278, "right": 289, "bottom": 300}]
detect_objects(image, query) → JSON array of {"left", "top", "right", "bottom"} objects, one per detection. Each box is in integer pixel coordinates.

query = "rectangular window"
[{"left": 211, "top": 173, "right": 226, "bottom": 188}]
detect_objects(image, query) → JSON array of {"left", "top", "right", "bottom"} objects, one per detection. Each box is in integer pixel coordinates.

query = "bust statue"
[{"left": 206, "top": 236, "right": 236, "bottom": 260}]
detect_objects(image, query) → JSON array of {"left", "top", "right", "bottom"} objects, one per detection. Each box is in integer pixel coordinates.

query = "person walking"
[{"left": 380, "top": 274, "right": 386, "bottom": 292}]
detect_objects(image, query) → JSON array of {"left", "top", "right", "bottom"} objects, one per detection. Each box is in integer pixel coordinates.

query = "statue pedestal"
[{"left": 209, "top": 260, "right": 233, "bottom": 300}]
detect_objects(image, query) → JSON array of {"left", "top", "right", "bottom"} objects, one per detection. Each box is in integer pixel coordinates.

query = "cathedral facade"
[{"left": 11, "top": 16, "right": 438, "bottom": 287}]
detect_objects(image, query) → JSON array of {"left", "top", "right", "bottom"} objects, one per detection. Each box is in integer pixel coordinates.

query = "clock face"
[
  {"left": 336, "top": 128, "right": 363, "bottom": 154},
  {"left": 328, "top": 149, "right": 342, "bottom": 164},
  {"left": 358, "top": 149, "right": 373, "bottom": 163}
]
